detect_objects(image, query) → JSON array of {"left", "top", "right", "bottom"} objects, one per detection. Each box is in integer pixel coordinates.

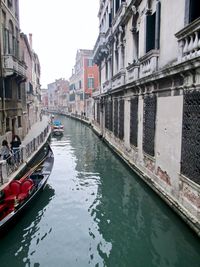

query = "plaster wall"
[
  {"left": 155, "top": 95, "right": 183, "bottom": 198},
  {"left": 159, "top": 0, "right": 185, "bottom": 68},
  {"left": 125, "top": 18, "right": 133, "bottom": 66}
]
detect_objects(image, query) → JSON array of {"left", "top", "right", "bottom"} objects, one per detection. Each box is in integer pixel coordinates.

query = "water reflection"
[
  {"left": 88, "top": 154, "right": 200, "bottom": 267},
  {"left": 0, "top": 185, "right": 55, "bottom": 267}
]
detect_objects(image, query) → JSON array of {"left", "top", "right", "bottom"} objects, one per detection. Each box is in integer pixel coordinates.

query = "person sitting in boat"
[
  {"left": 10, "top": 134, "right": 21, "bottom": 164},
  {"left": 0, "top": 140, "right": 11, "bottom": 165}
]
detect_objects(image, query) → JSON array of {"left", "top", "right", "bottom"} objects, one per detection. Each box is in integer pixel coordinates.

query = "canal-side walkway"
[
  {"left": 0, "top": 115, "right": 51, "bottom": 190},
  {"left": 22, "top": 115, "right": 50, "bottom": 146}
]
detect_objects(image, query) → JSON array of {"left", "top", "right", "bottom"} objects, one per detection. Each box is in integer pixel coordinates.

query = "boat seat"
[
  {"left": 4, "top": 181, "right": 21, "bottom": 204},
  {"left": 18, "top": 179, "right": 34, "bottom": 202},
  {"left": 0, "top": 203, "right": 7, "bottom": 213}
]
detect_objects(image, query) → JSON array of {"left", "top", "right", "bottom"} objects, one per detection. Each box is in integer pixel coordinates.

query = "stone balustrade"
[
  {"left": 93, "top": 33, "right": 106, "bottom": 62},
  {"left": 139, "top": 50, "right": 159, "bottom": 78},
  {"left": 102, "top": 80, "right": 112, "bottom": 92},
  {"left": 3, "top": 55, "right": 26, "bottom": 78},
  {"left": 112, "top": 69, "right": 126, "bottom": 90},
  {"left": 126, "top": 62, "right": 139, "bottom": 83},
  {"left": 176, "top": 18, "right": 200, "bottom": 63}
]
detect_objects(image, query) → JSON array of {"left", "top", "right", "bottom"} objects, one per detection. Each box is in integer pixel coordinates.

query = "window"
[
  {"left": 114, "top": 99, "right": 119, "bottom": 137},
  {"left": 88, "top": 59, "right": 93, "bottom": 67},
  {"left": 97, "top": 102, "right": 100, "bottom": 124},
  {"left": 7, "top": 0, "right": 12, "bottom": 9},
  {"left": 17, "top": 85, "right": 21, "bottom": 99},
  {"left": 8, "top": 20, "right": 14, "bottom": 54},
  {"left": 15, "top": 0, "right": 19, "bottom": 19},
  {"left": 181, "top": 90, "right": 200, "bottom": 185},
  {"left": 18, "top": 116, "right": 22, "bottom": 127},
  {"left": 88, "top": 77, "right": 94, "bottom": 88},
  {"left": 105, "top": 61, "right": 108, "bottom": 80},
  {"left": 115, "top": 0, "right": 120, "bottom": 14},
  {"left": 5, "top": 78, "right": 12, "bottom": 98},
  {"left": 69, "top": 93, "right": 75, "bottom": 101},
  {"left": 130, "top": 97, "right": 138, "bottom": 147},
  {"left": 119, "top": 99, "right": 124, "bottom": 140},
  {"left": 189, "top": 0, "right": 200, "bottom": 23},
  {"left": 109, "top": 11, "right": 112, "bottom": 27},
  {"left": 115, "top": 49, "right": 119, "bottom": 72},
  {"left": 143, "top": 95, "right": 157, "bottom": 157},
  {"left": 6, "top": 118, "right": 10, "bottom": 132},
  {"left": 146, "top": 13, "right": 156, "bottom": 53}
]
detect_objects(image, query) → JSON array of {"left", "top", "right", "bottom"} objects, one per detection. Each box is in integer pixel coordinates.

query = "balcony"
[
  {"left": 3, "top": 55, "right": 26, "bottom": 79},
  {"left": 112, "top": 69, "right": 126, "bottom": 90},
  {"left": 139, "top": 50, "right": 159, "bottom": 78},
  {"left": 102, "top": 79, "right": 112, "bottom": 92},
  {"left": 126, "top": 61, "right": 139, "bottom": 83},
  {"left": 93, "top": 33, "right": 107, "bottom": 64},
  {"left": 175, "top": 18, "right": 200, "bottom": 63},
  {"left": 92, "top": 86, "right": 101, "bottom": 97}
]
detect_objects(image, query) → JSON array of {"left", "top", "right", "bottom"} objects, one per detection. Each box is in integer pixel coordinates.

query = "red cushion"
[
  {"left": 3, "top": 186, "right": 11, "bottom": 198},
  {"left": 9, "top": 180, "right": 21, "bottom": 195},
  {"left": 18, "top": 179, "right": 34, "bottom": 202},
  {"left": 4, "top": 181, "right": 21, "bottom": 204},
  {"left": 20, "top": 179, "right": 34, "bottom": 194}
]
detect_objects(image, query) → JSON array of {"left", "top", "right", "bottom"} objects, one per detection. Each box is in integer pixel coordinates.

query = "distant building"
[
  {"left": 47, "top": 78, "right": 69, "bottom": 113},
  {"left": 55, "top": 78, "right": 69, "bottom": 113},
  {"left": 41, "top": 88, "right": 48, "bottom": 110},
  {"left": 69, "top": 49, "right": 99, "bottom": 118}
]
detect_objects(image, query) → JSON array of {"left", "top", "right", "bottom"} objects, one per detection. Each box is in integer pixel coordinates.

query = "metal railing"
[{"left": 0, "top": 125, "right": 49, "bottom": 185}]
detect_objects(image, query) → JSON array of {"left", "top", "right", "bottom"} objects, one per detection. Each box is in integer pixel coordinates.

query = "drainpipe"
[{"left": 0, "top": 0, "right": 6, "bottom": 135}]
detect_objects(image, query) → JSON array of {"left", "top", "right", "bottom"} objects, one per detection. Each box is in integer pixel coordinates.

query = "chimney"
[{"left": 29, "top": 33, "right": 33, "bottom": 49}]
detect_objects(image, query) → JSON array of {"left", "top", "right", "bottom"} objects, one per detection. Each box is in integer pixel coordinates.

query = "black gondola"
[{"left": 0, "top": 143, "right": 54, "bottom": 237}]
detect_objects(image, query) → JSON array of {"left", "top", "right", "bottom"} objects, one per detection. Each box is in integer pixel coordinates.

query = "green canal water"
[{"left": 0, "top": 116, "right": 200, "bottom": 267}]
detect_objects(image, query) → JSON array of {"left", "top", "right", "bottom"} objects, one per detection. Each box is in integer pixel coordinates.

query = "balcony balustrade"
[
  {"left": 112, "top": 69, "right": 125, "bottom": 90},
  {"left": 3, "top": 55, "right": 26, "bottom": 78},
  {"left": 126, "top": 62, "right": 139, "bottom": 83},
  {"left": 93, "top": 33, "right": 106, "bottom": 63},
  {"left": 102, "top": 79, "right": 112, "bottom": 92},
  {"left": 176, "top": 18, "right": 200, "bottom": 63},
  {"left": 139, "top": 50, "right": 159, "bottom": 78},
  {"left": 92, "top": 87, "right": 101, "bottom": 97}
]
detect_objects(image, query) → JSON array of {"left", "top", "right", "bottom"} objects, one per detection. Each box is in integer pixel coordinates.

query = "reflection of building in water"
[
  {"left": 0, "top": 185, "right": 55, "bottom": 267},
  {"left": 87, "top": 150, "right": 190, "bottom": 267}
]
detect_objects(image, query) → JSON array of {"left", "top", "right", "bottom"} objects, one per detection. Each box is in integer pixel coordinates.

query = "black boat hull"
[{"left": 0, "top": 144, "right": 54, "bottom": 237}]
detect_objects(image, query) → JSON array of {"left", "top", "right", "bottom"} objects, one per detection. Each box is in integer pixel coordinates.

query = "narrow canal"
[{"left": 0, "top": 116, "right": 200, "bottom": 267}]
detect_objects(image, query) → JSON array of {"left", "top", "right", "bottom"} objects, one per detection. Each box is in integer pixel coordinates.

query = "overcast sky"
[{"left": 19, "top": 0, "right": 99, "bottom": 88}]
